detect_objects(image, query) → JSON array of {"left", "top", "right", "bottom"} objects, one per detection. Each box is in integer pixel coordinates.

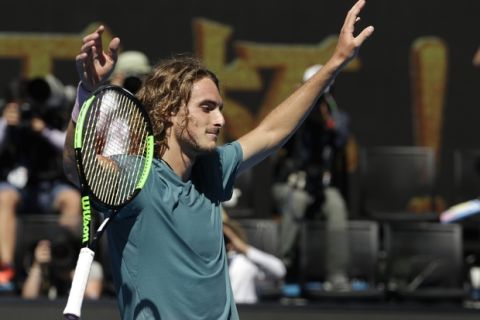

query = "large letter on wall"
[
  {"left": 411, "top": 37, "right": 448, "bottom": 158},
  {"left": 0, "top": 23, "right": 114, "bottom": 78},
  {"left": 193, "top": 18, "right": 361, "bottom": 140}
]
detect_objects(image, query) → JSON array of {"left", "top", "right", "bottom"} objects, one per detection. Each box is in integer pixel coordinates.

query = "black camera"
[
  {"left": 123, "top": 75, "right": 143, "bottom": 94},
  {"left": 3, "top": 76, "right": 71, "bottom": 130},
  {"left": 23, "top": 77, "right": 61, "bottom": 125}
]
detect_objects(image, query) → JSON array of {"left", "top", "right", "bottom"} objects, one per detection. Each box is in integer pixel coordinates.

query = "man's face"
[{"left": 173, "top": 77, "right": 225, "bottom": 155}]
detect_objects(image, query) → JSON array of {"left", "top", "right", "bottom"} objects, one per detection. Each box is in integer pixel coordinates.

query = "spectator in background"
[
  {"left": 109, "top": 50, "right": 151, "bottom": 94},
  {"left": 223, "top": 210, "right": 286, "bottom": 304},
  {"left": 272, "top": 64, "right": 351, "bottom": 291},
  {"left": 21, "top": 226, "right": 103, "bottom": 299},
  {"left": 0, "top": 75, "right": 81, "bottom": 292},
  {"left": 473, "top": 46, "right": 480, "bottom": 67}
]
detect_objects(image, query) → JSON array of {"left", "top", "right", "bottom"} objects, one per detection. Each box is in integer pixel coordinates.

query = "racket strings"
[
  {"left": 101, "top": 93, "right": 129, "bottom": 205},
  {"left": 89, "top": 93, "right": 121, "bottom": 204},
  {"left": 116, "top": 100, "right": 148, "bottom": 201},
  {"left": 82, "top": 92, "right": 119, "bottom": 204},
  {"left": 93, "top": 93, "right": 146, "bottom": 205},
  {"left": 108, "top": 94, "right": 147, "bottom": 204},
  {"left": 81, "top": 89, "right": 150, "bottom": 206},
  {"left": 98, "top": 93, "right": 125, "bottom": 205}
]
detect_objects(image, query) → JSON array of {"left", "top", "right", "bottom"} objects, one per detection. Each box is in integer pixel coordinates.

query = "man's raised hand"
[{"left": 76, "top": 25, "right": 121, "bottom": 91}]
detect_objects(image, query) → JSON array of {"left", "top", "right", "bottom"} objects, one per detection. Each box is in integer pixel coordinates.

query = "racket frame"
[{"left": 64, "top": 85, "right": 154, "bottom": 319}]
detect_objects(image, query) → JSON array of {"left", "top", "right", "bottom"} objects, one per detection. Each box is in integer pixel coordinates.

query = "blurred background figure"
[
  {"left": 473, "top": 46, "right": 480, "bottom": 67},
  {"left": 20, "top": 226, "right": 103, "bottom": 300},
  {"left": 0, "top": 75, "right": 80, "bottom": 293},
  {"left": 109, "top": 50, "right": 151, "bottom": 94},
  {"left": 223, "top": 210, "right": 286, "bottom": 304},
  {"left": 272, "top": 64, "right": 352, "bottom": 291}
]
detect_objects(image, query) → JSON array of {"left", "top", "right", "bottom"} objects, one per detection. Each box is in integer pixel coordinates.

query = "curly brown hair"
[{"left": 136, "top": 55, "right": 219, "bottom": 158}]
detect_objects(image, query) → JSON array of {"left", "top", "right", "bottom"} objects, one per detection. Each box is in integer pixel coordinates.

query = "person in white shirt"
[{"left": 223, "top": 215, "right": 286, "bottom": 304}]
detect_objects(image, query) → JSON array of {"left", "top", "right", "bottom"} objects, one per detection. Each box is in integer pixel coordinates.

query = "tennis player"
[{"left": 63, "top": 1, "right": 373, "bottom": 318}]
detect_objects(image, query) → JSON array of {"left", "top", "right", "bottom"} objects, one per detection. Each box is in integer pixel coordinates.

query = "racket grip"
[{"left": 63, "top": 247, "right": 95, "bottom": 319}]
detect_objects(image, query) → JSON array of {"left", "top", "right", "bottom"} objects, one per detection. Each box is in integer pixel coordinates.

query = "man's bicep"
[{"left": 237, "top": 129, "right": 276, "bottom": 173}]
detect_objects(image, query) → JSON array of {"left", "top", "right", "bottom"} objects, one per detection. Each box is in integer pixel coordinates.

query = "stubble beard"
[{"left": 175, "top": 123, "right": 216, "bottom": 157}]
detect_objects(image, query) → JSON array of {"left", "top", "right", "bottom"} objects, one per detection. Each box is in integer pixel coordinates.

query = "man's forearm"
[
  {"left": 238, "top": 60, "right": 341, "bottom": 171},
  {"left": 63, "top": 121, "right": 79, "bottom": 187},
  {"left": 64, "top": 82, "right": 92, "bottom": 187},
  {"left": 258, "top": 59, "right": 342, "bottom": 143}
]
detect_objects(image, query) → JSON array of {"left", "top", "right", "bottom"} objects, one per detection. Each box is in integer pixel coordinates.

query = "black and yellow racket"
[{"left": 63, "top": 85, "right": 154, "bottom": 319}]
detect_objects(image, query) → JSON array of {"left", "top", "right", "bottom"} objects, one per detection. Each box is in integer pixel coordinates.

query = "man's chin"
[
  {"left": 193, "top": 142, "right": 217, "bottom": 155},
  {"left": 200, "top": 144, "right": 217, "bottom": 154}
]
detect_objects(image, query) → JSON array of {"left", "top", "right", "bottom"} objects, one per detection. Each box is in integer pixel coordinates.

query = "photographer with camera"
[
  {"left": 21, "top": 226, "right": 103, "bottom": 299},
  {"left": 0, "top": 75, "right": 81, "bottom": 293}
]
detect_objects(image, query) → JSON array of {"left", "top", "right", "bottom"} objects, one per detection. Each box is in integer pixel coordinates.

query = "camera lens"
[
  {"left": 27, "top": 78, "right": 51, "bottom": 104},
  {"left": 123, "top": 76, "right": 142, "bottom": 94}
]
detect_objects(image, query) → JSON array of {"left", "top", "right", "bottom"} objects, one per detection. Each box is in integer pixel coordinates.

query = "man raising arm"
[
  {"left": 238, "top": 0, "right": 373, "bottom": 172},
  {"left": 63, "top": 1, "right": 373, "bottom": 319}
]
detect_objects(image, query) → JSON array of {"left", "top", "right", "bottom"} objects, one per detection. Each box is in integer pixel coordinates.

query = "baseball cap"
[
  {"left": 302, "top": 64, "right": 334, "bottom": 92},
  {"left": 303, "top": 64, "right": 323, "bottom": 82},
  {"left": 114, "top": 51, "right": 151, "bottom": 76}
]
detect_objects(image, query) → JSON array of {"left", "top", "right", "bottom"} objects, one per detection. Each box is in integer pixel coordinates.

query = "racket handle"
[{"left": 63, "top": 247, "right": 95, "bottom": 319}]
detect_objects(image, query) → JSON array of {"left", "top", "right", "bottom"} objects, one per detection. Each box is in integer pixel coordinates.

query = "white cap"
[
  {"left": 114, "top": 51, "right": 151, "bottom": 76},
  {"left": 302, "top": 64, "right": 333, "bottom": 92},
  {"left": 303, "top": 64, "right": 323, "bottom": 82}
]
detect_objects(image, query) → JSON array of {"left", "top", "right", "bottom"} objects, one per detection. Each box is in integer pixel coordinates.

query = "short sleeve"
[{"left": 217, "top": 141, "right": 243, "bottom": 201}]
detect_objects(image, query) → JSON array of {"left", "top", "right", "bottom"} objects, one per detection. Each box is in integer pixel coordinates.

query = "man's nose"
[{"left": 213, "top": 109, "right": 225, "bottom": 127}]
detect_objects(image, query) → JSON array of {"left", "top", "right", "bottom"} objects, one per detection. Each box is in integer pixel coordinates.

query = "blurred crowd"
[
  {"left": 0, "top": 47, "right": 357, "bottom": 304},
  {"left": 0, "top": 50, "right": 152, "bottom": 300},
  {"left": 1, "top": 50, "right": 477, "bottom": 306}
]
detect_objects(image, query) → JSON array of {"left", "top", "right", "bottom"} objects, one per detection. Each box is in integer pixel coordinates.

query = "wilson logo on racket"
[{"left": 81, "top": 196, "right": 92, "bottom": 244}]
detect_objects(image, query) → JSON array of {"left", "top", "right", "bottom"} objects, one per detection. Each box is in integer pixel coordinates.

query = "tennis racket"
[{"left": 63, "top": 85, "right": 154, "bottom": 319}]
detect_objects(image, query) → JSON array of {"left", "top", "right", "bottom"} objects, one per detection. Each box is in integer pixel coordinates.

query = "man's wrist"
[
  {"left": 71, "top": 82, "right": 92, "bottom": 123},
  {"left": 80, "top": 81, "right": 93, "bottom": 92}
]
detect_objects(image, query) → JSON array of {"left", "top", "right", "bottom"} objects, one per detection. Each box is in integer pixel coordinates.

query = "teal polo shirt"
[{"left": 106, "top": 142, "right": 242, "bottom": 319}]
